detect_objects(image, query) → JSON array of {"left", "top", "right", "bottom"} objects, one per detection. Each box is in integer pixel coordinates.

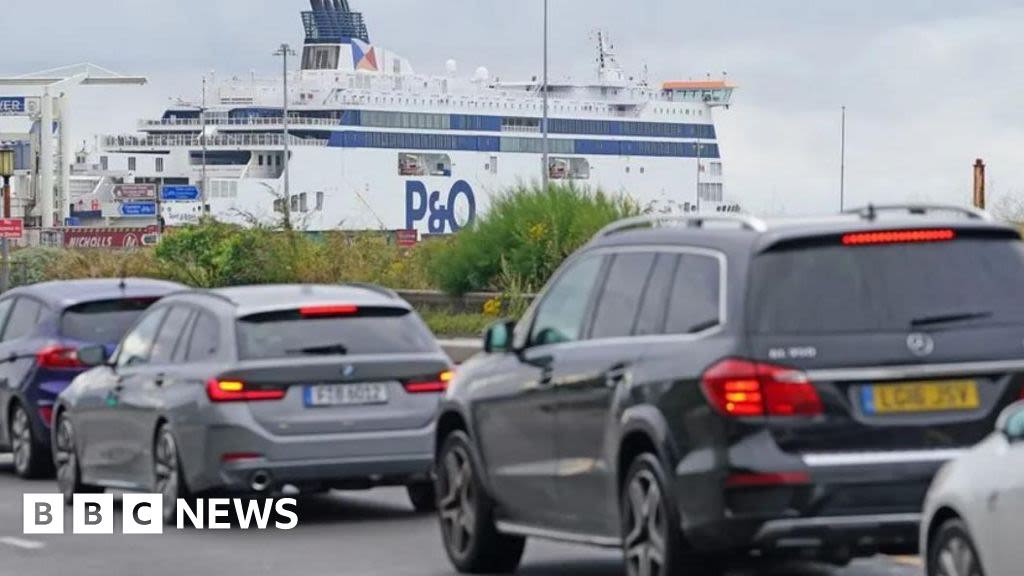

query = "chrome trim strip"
[
  {"left": 755, "top": 513, "right": 922, "bottom": 540},
  {"left": 495, "top": 521, "right": 622, "bottom": 548},
  {"left": 802, "top": 449, "right": 966, "bottom": 467},
  {"left": 806, "top": 359, "right": 1024, "bottom": 382},
  {"left": 598, "top": 213, "right": 768, "bottom": 236}
]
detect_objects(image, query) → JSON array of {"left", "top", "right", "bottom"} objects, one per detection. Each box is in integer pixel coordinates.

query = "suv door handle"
[{"left": 606, "top": 365, "right": 631, "bottom": 388}]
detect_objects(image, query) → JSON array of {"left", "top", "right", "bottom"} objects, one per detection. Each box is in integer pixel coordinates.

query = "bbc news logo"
[{"left": 24, "top": 494, "right": 298, "bottom": 534}]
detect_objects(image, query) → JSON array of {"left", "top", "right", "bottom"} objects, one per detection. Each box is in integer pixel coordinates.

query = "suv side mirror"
[
  {"left": 997, "top": 401, "right": 1024, "bottom": 443},
  {"left": 77, "top": 344, "right": 110, "bottom": 368},
  {"left": 483, "top": 320, "right": 515, "bottom": 354}
]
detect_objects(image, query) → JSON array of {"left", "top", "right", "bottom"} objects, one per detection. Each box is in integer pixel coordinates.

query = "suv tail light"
[
  {"left": 36, "top": 345, "right": 84, "bottom": 369},
  {"left": 701, "top": 359, "right": 823, "bottom": 417},
  {"left": 206, "top": 379, "right": 287, "bottom": 403},
  {"left": 404, "top": 371, "right": 455, "bottom": 394}
]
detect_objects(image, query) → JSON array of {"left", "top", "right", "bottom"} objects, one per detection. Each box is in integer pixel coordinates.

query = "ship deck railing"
[
  {"left": 139, "top": 117, "right": 340, "bottom": 128},
  {"left": 102, "top": 133, "right": 329, "bottom": 149}
]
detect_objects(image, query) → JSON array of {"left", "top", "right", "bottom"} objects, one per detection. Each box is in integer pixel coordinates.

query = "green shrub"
[
  {"left": 419, "top": 308, "right": 492, "bottom": 338},
  {"left": 42, "top": 248, "right": 167, "bottom": 282},
  {"left": 427, "top": 183, "right": 639, "bottom": 295},
  {"left": 10, "top": 247, "right": 65, "bottom": 287}
]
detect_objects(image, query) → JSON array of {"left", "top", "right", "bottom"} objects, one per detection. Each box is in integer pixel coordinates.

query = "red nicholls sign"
[{"left": 63, "top": 226, "right": 160, "bottom": 249}]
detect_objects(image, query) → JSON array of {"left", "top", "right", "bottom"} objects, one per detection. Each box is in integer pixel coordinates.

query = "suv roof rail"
[
  {"left": 845, "top": 203, "right": 993, "bottom": 222},
  {"left": 165, "top": 289, "right": 236, "bottom": 305},
  {"left": 598, "top": 213, "right": 768, "bottom": 237}
]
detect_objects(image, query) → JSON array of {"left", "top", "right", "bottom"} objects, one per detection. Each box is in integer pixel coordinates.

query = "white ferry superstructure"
[{"left": 78, "top": 0, "right": 737, "bottom": 235}]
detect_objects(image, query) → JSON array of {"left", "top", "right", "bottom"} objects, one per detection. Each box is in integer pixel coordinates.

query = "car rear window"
[
  {"left": 60, "top": 298, "right": 159, "bottom": 344},
  {"left": 750, "top": 238, "right": 1024, "bottom": 334},
  {"left": 236, "top": 307, "right": 437, "bottom": 359}
]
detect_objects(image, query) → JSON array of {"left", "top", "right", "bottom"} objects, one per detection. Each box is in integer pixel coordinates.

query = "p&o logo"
[{"left": 405, "top": 180, "right": 477, "bottom": 234}]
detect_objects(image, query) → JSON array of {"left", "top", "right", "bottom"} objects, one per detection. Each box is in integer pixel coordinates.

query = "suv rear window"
[
  {"left": 750, "top": 238, "right": 1024, "bottom": 334},
  {"left": 60, "top": 298, "right": 159, "bottom": 344},
  {"left": 236, "top": 307, "right": 437, "bottom": 359}
]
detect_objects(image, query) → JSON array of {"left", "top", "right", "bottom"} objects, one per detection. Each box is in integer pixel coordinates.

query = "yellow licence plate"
[{"left": 862, "top": 380, "right": 980, "bottom": 414}]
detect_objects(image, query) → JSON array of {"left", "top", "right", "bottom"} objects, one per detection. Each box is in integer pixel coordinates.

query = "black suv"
[{"left": 434, "top": 205, "right": 1024, "bottom": 575}]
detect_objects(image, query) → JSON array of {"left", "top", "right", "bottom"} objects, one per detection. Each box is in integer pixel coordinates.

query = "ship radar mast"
[{"left": 594, "top": 30, "right": 626, "bottom": 84}]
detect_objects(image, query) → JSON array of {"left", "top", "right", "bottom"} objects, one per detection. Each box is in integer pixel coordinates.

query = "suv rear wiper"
[
  {"left": 910, "top": 311, "right": 993, "bottom": 328},
  {"left": 289, "top": 343, "right": 349, "bottom": 356}
]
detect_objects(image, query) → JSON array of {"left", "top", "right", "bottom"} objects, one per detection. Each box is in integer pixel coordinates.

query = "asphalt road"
[{"left": 0, "top": 454, "right": 921, "bottom": 576}]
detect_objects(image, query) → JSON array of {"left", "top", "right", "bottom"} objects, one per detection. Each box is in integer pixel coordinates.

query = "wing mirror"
[
  {"left": 996, "top": 400, "right": 1024, "bottom": 443},
  {"left": 483, "top": 320, "right": 516, "bottom": 354},
  {"left": 77, "top": 344, "right": 111, "bottom": 368}
]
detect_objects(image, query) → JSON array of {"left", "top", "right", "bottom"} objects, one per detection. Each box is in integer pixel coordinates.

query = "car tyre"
[
  {"left": 407, "top": 481, "right": 437, "bottom": 513},
  {"left": 928, "top": 518, "right": 986, "bottom": 576},
  {"left": 53, "top": 412, "right": 103, "bottom": 505},
  {"left": 622, "top": 453, "right": 721, "bottom": 576},
  {"left": 436, "top": 431, "right": 525, "bottom": 574},
  {"left": 153, "top": 424, "right": 191, "bottom": 525},
  {"left": 10, "top": 402, "right": 53, "bottom": 479}
]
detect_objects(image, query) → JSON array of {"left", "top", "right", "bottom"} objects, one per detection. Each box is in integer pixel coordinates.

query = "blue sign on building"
[
  {"left": 64, "top": 217, "right": 81, "bottom": 227},
  {"left": 0, "top": 97, "right": 26, "bottom": 116},
  {"left": 161, "top": 185, "right": 201, "bottom": 201},
  {"left": 120, "top": 202, "right": 157, "bottom": 217}
]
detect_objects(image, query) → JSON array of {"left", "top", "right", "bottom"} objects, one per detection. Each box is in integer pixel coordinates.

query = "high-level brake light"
[
  {"left": 841, "top": 229, "right": 955, "bottom": 246},
  {"left": 299, "top": 305, "right": 359, "bottom": 317},
  {"left": 701, "top": 359, "right": 823, "bottom": 417}
]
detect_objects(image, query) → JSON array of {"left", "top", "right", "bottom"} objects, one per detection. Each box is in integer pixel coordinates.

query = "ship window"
[
  {"left": 258, "top": 155, "right": 264, "bottom": 166},
  {"left": 128, "top": 157, "right": 136, "bottom": 171},
  {"left": 299, "top": 192, "right": 308, "bottom": 213},
  {"left": 156, "top": 158, "right": 164, "bottom": 173},
  {"left": 710, "top": 162, "right": 723, "bottom": 177},
  {"left": 316, "top": 192, "right": 324, "bottom": 211},
  {"left": 490, "top": 155, "right": 498, "bottom": 175},
  {"left": 399, "top": 153, "right": 451, "bottom": 177},
  {"left": 100, "top": 156, "right": 108, "bottom": 170},
  {"left": 548, "top": 157, "right": 590, "bottom": 181},
  {"left": 301, "top": 46, "right": 340, "bottom": 71}
]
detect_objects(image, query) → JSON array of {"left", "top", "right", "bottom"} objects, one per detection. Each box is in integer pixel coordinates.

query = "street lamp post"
[
  {"left": 274, "top": 44, "right": 296, "bottom": 231},
  {"left": 541, "top": 0, "right": 549, "bottom": 192},
  {"left": 840, "top": 105, "right": 846, "bottom": 211},
  {"left": 201, "top": 74, "right": 209, "bottom": 213},
  {"left": 0, "top": 148, "right": 14, "bottom": 292}
]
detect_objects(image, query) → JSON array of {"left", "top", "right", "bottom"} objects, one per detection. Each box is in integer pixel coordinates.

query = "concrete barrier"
[
  {"left": 439, "top": 338, "right": 483, "bottom": 364},
  {"left": 397, "top": 289, "right": 533, "bottom": 314}
]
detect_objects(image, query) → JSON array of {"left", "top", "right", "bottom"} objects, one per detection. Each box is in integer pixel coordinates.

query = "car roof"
[
  {"left": 590, "top": 210, "right": 1019, "bottom": 254},
  {"left": 178, "top": 284, "right": 406, "bottom": 318},
  {"left": 9, "top": 278, "right": 185, "bottom": 309}
]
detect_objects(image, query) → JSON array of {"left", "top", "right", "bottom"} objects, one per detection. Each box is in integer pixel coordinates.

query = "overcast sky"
[{"left": 4, "top": 0, "right": 1023, "bottom": 215}]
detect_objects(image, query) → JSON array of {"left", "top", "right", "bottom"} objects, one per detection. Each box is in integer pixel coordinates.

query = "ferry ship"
[{"left": 73, "top": 0, "right": 737, "bottom": 236}]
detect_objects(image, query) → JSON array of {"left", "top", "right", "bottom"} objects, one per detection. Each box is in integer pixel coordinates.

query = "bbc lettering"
[{"left": 24, "top": 494, "right": 298, "bottom": 534}]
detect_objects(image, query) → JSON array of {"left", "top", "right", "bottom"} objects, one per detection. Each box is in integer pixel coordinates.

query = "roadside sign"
[
  {"left": 161, "top": 201, "right": 203, "bottom": 226},
  {"left": 0, "top": 97, "right": 40, "bottom": 117},
  {"left": 64, "top": 217, "right": 82, "bottom": 227},
  {"left": 396, "top": 229, "right": 419, "bottom": 248},
  {"left": 113, "top": 184, "right": 157, "bottom": 201},
  {"left": 0, "top": 219, "right": 23, "bottom": 239},
  {"left": 64, "top": 226, "right": 159, "bottom": 249},
  {"left": 161, "top": 185, "right": 201, "bottom": 202},
  {"left": 120, "top": 202, "right": 157, "bottom": 217}
]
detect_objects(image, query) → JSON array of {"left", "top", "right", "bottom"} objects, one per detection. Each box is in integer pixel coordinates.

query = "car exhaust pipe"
[{"left": 250, "top": 471, "right": 273, "bottom": 493}]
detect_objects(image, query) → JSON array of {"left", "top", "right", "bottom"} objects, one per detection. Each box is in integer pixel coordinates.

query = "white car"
[{"left": 922, "top": 400, "right": 1024, "bottom": 576}]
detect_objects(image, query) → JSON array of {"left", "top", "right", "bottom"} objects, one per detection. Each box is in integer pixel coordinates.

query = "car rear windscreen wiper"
[
  {"left": 910, "top": 311, "right": 993, "bottom": 328},
  {"left": 289, "top": 343, "right": 349, "bottom": 356}
]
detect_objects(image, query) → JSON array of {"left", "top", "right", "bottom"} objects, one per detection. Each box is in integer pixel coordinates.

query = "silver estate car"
[{"left": 52, "top": 284, "right": 452, "bottom": 522}]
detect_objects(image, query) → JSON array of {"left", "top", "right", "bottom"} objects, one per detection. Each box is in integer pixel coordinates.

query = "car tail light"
[
  {"left": 206, "top": 379, "right": 287, "bottom": 403},
  {"left": 701, "top": 359, "right": 823, "bottom": 417},
  {"left": 841, "top": 229, "right": 955, "bottom": 246},
  {"left": 726, "top": 472, "right": 811, "bottom": 488},
  {"left": 37, "top": 405, "right": 54, "bottom": 428},
  {"left": 404, "top": 370, "right": 455, "bottom": 394},
  {"left": 300, "top": 305, "right": 359, "bottom": 317},
  {"left": 36, "top": 345, "right": 84, "bottom": 369}
]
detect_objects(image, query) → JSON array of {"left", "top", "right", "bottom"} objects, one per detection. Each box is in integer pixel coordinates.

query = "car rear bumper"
[
  {"left": 674, "top": 447, "right": 960, "bottom": 558},
  {"left": 182, "top": 418, "right": 436, "bottom": 493}
]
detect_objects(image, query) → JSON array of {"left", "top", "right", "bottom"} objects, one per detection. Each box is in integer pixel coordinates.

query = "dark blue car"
[{"left": 0, "top": 278, "right": 182, "bottom": 478}]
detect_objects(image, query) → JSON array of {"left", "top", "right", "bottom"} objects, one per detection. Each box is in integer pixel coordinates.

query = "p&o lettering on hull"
[{"left": 405, "top": 180, "right": 477, "bottom": 234}]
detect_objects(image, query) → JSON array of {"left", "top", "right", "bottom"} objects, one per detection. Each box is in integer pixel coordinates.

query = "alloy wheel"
[
  {"left": 10, "top": 406, "right": 32, "bottom": 475},
  {"left": 438, "top": 444, "right": 476, "bottom": 557},
  {"left": 624, "top": 469, "right": 668, "bottom": 576},
  {"left": 936, "top": 535, "right": 983, "bottom": 576},
  {"left": 154, "top": 430, "right": 180, "bottom": 511},
  {"left": 54, "top": 416, "right": 78, "bottom": 498}
]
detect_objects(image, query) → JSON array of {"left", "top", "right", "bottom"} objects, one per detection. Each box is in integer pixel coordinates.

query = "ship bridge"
[{"left": 663, "top": 80, "right": 735, "bottom": 108}]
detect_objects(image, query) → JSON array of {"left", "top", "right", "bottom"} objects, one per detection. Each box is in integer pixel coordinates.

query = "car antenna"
[
  {"left": 118, "top": 259, "right": 127, "bottom": 291},
  {"left": 865, "top": 203, "right": 877, "bottom": 221}
]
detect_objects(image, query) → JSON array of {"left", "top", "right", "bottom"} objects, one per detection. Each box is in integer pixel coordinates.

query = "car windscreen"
[
  {"left": 749, "top": 237, "right": 1024, "bottom": 334},
  {"left": 60, "top": 298, "right": 160, "bottom": 344},
  {"left": 236, "top": 307, "right": 437, "bottom": 359}
]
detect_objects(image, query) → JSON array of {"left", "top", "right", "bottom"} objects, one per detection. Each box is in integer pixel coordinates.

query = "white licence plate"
[{"left": 304, "top": 383, "right": 389, "bottom": 407}]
